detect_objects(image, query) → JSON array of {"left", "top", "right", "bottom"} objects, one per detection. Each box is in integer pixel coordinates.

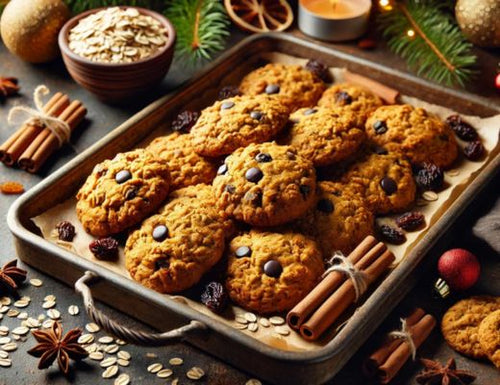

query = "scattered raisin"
[
  {"left": 415, "top": 163, "right": 444, "bottom": 191},
  {"left": 463, "top": 140, "right": 484, "bottom": 161},
  {"left": 0, "top": 181, "right": 24, "bottom": 195},
  {"left": 378, "top": 225, "right": 406, "bottom": 245},
  {"left": 217, "top": 85, "right": 241, "bottom": 100},
  {"left": 445, "top": 115, "right": 478, "bottom": 141},
  {"left": 171, "top": 110, "right": 199, "bottom": 133},
  {"left": 304, "top": 59, "right": 333, "bottom": 83},
  {"left": 56, "top": 221, "right": 76, "bottom": 242},
  {"left": 395, "top": 212, "right": 425, "bottom": 231},
  {"left": 335, "top": 91, "right": 352, "bottom": 105},
  {"left": 201, "top": 281, "right": 228, "bottom": 313},
  {"left": 89, "top": 237, "right": 119, "bottom": 260}
]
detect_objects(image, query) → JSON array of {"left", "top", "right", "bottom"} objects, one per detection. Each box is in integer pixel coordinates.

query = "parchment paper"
[{"left": 32, "top": 52, "right": 500, "bottom": 352}]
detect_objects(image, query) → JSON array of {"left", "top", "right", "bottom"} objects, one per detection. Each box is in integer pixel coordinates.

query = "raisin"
[
  {"left": 304, "top": 59, "right": 333, "bottom": 83},
  {"left": 415, "top": 162, "right": 444, "bottom": 191},
  {"left": 378, "top": 225, "right": 406, "bottom": 245},
  {"left": 463, "top": 140, "right": 484, "bottom": 161},
  {"left": 56, "top": 221, "right": 76, "bottom": 242},
  {"left": 445, "top": 115, "right": 478, "bottom": 141},
  {"left": 217, "top": 85, "right": 241, "bottom": 100},
  {"left": 89, "top": 237, "right": 119, "bottom": 260},
  {"left": 335, "top": 91, "right": 352, "bottom": 105},
  {"left": 200, "top": 282, "right": 227, "bottom": 313},
  {"left": 395, "top": 212, "right": 425, "bottom": 231},
  {"left": 0, "top": 181, "right": 24, "bottom": 195},
  {"left": 171, "top": 110, "right": 199, "bottom": 133}
]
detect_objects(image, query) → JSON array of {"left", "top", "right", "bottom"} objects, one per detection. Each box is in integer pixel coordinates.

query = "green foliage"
[{"left": 378, "top": 0, "right": 476, "bottom": 87}]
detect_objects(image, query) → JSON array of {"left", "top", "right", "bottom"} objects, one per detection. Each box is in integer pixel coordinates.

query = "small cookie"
[
  {"left": 294, "top": 181, "right": 375, "bottom": 257},
  {"left": 478, "top": 309, "right": 500, "bottom": 368},
  {"left": 213, "top": 142, "right": 317, "bottom": 226},
  {"left": 191, "top": 94, "right": 289, "bottom": 157},
  {"left": 338, "top": 151, "right": 416, "bottom": 214},
  {"left": 366, "top": 105, "right": 458, "bottom": 168},
  {"left": 441, "top": 296, "right": 500, "bottom": 359},
  {"left": 146, "top": 132, "right": 218, "bottom": 190},
  {"left": 239, "top": 63, "right": 325, "bottom": 111},
  {"left": 226, "top": 230, "right": 324, "bottom": 314},
  {"left": 125, "top": 193, "right": 226, "bottom": 293},
  {"left": 318, "top": 83, "right": 383, "bottom": 126},
  {"left": 76, "top": 149, "right": 170, "bottom": 236},
  {"left": 280, "top": 106, "right": 365, "bottom": 166}
]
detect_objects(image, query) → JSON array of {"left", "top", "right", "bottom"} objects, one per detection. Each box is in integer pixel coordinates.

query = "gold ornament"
[
  {"left": 0, "top": 0, "right": 70, "bottom": 63},
  {"left": 455, "top": 0, "right": 500, "bottom": 47}
]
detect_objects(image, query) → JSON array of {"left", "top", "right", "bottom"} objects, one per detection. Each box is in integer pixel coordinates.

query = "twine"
[
  {"left": 323, "top": 251, "right": 368, "bottom": 302},
  {"left": 8, "top": 85, "right": 71, "bottom": 148},
  {"left": 389, "top": 318, "right": 417, "bottom": 361}
]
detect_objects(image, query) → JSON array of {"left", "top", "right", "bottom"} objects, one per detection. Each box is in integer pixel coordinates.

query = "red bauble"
[
  {"left": 437, "top": 249, "right": 480, "bottom": 291},
  {"left": 496, "top": 73, "right": 500, "bottom": 90}
]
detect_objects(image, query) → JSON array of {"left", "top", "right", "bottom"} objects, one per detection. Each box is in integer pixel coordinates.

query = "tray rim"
[{"left": 7, "top": 33, "right": 500, "bottom": 365}]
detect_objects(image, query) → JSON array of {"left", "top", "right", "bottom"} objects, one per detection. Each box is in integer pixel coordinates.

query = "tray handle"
[{"left": 75, "top": 271, "right": 207, "bottom": 346}]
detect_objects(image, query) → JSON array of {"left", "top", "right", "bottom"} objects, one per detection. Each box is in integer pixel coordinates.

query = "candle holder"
[{"left": 298, "top": 0, "right": 372, "bottom": 42}]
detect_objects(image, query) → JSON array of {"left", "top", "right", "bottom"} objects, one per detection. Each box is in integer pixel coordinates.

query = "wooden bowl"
[{"left": 58, "top": 7, "right": 176, "bottom": 102}]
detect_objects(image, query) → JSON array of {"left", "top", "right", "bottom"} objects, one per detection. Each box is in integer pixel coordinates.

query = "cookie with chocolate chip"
[
  {"left": 239, "top": 63, "right": 325, "bottom": 111},
  {"left": 365, "top": 104, "right": 458, "bottom": 168},
  {"left": 212, "top": 142, "right": 317, "bottom": 226},
  {"left": 225, "top": 230, "right": 324, "bottom": 314},
  {"left": 76, "top": 149, "right": 171, "bottom": 236},
  {"left": 191, "top": 94, "right": 289, "bottom": 157}
]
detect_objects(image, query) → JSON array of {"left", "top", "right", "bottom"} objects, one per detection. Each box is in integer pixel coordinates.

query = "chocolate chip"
[
  {"left": 245, "top": 167, "right": 263, "bottom": 183},
  {"left": 265, "top": 84, "right": 280, "bottom": 94},
  {"left": 380, "top": 177, "right": 398, "bottom": 195},
  {"left": 335, "top": 91, "right": 352, "bottom": 105},
  {"left": 263, "top": 260, "right": 282, "bottom": 278},
  {"left": 255, "top": 153, "right": 272, "bottom": 163},
  {"left": 154, "top": 258, "right": 169, "bottom": 270},
  {"left": 225, "top": 184, "right": 236, "bottom": 194},
  {"left": 221, "top": 101, "right": 235, "bottom": 110},
  {"left": 317, "top": 198, "right": 334, "bottom": 213},
  {"left": 115, "top": 170, "right": 131, "bottom": 184},
  {"left": 235, "top": 246, "right": 251, "bottom": 258},
  {"left": 373, "top": 146, "right": 388, "bottom": 155},
  {"left": 152, "top": 225, "right": 169, "bottom": 242},
  {"left": 244, "top": 191, "right": 262, "bottom": 207},
  {"left": 303, "top": 108, "right": 317, "bottom": 116},
  {"left": 373, "top": 120, "right": 387, "bottom": 134},
  {"left": 217, "top": 164, "right": 228, "bottom": 175},
  {"left": 299, "top": 185, "right": 311, "bottom": 199},
  {"left": 286, "top": 150, "right": 296, "bottom": 160},
  {"left": 124, "top": 187, "right": 138, "bottom": 200},
  {"left": 250, "top": 111, "right": 263, "bottom": 120}
]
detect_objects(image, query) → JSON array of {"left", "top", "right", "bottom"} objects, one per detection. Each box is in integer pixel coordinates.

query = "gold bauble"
[
  {"left": 0, "top": 0, "right": 70, "bottom": 63},
  {"left": 455, "top": 0, "right": 500, "bottom": 47}
]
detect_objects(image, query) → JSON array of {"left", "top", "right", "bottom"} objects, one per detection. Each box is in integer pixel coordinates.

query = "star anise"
[
  {"left": 27, "top": 321, "right": 88, "bottom": 376},
  {"left": 0, "top": 259, "right": 27, "bottom": 295},
  {"left": 416, "top": 358, "right": 476, "bottom": 385},
  {"left": 0, "top": 77, "right": 19, "bottom": 101}
]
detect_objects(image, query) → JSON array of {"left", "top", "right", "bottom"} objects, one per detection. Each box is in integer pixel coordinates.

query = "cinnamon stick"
[{"left": 344, "top": 70, "right": 400, "bottom": 104}]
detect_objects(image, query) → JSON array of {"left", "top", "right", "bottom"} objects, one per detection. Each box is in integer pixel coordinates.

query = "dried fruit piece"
[
  {"left": 357, "top": 38, "right": 377, "bottom": 50},
  {"left": 378, "top": 224, "right": 406, "bottom": 245},
  {"left": 0, "top": 77, "right": 20, "bottom": 102},
  {"left": 415, "top": 163, "right": 444, "bottom": 191},
  {"left": 171, "top": 110, "right": 199, "bottom": 133},
  {"left": 445, "top": 115, "right": 478, "bottom": 141},
  {"left": 224, "top": 0, "right": 293, "bottom": 33},
  {"left": 463, "top": 140, "right": 485, "bottom": 161},
  {"left": 305, "top": 59, "right": 332, "bottom": 83},
  {"left": 201, "top": 282, "right": 227, "bottom": 313},
  {"left": 89, "top": 237, "right": 119, "bottom": 260},
  {"left": 56, "top": 221, "right": 76, "bottom": 242},
  {"left": 395, "top": 212, "right": 425, "bottom": 231},
  {"left": 0, "top": 181, "right": 24, "bottom": 195},
  {"left": 217, "top": 85, "right": 241, "bottom": 100}
]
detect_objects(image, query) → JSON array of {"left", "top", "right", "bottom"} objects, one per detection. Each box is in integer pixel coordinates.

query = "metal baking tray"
[{"left": 8, "top": 34, "right": 500, "bottom": 385}]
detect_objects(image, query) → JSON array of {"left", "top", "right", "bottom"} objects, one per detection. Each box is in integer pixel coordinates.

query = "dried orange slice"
[{"left": 225, "top": 0, "right": 294, "bottom": 33}]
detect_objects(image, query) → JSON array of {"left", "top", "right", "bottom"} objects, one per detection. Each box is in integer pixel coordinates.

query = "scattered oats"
[
  {"left": 117, "top": 351, "right": 131, "bottom": 361},
  {"left": 12, "top": 326, "right": 29, "bottom": 336},
  {"left": 85, "top": 343, "right": 100, "bottom": 353},
  {"left": 1, "top": 342, "right": 17, "bottom": 351},
  {"left": 99, "top": 336, "right": 114, "bottom": 344},
  {"left": 233, "top": 323, "right": 247, "bottom": 330},
  {"left": 0, "top": 358, "right": 11, "bottom": 367},
  {"left": 0, "top": 306, "right": 8, "bottom": 314},
  {"left": 104, "top": 344, "right": 119, "bottom": 354},
  {"left": 274, "top": 326, "right": 290, "bottom": 336},
  {"left": 7, "top": 309, "right": 19, "bottom": 317},
  {"left": 114, "top": 373, "right": 130, "bottom": 385},
  {"left": 42, "top": 300, "right": 56, "bottom": 309},
  {"left": 86, "top": 322, "right": 101, "bottom": 333},
  {"left": 0, "top": 337, "right": 11, "bottom": 345},
  {"left": 269, "top": 316, "right": 285, "bottom": 325},
  {"left": 102, "top": 364, "right": 119, "bottom": 379},
  {"left": 157, "top": 368, "right": 173, "bottom": 378},
  {"left": 186, "top": 366, "right": 205, "bottom": 380},
  {"left": 101, "top": 356, "right": 117, "bottom": 368},
  {"left": 0, "top": 326, "right": 8, "bottom": 335},
  {"left": 271, "top": 332, "right": 285, "bottom": 340},
  {"left": 17, "top": 312, "right": 28, "bottom": 320},
  {"left": 259, "top": 318, "right": 271, "bottom": 327},
  {"left": 447, "top": 169, "right": 460, "bottom": 176},
  {"left": 44, "top": 295, "right": 56, "bottom": 302},
  {"left": 13, "top": 299, "right": 29, "bottom": 308},
  {"left": 0, "top": 314, "right": 3, "bottom": 320},
  {"left": 248, "top": 323, "right": 258, "bottom": 332},
  {"left": 42, "top": 320, "right": 54, "bottom": 329},
  {"left": 89, "top": 351, "right": 104, "bottom": 361},
  {"left": 244, "top": 312, "right": 257, "bottom": 323},
  {"left": 147, "top": 362, "right": 163, "bottom": 373},
  {"left": 26, "top": 318, "right": 41, "bottom": 328},
  {"left": 422, "top": 191, "right": 438, "bottom": 202},
  {"left": 146, "top": 352, "right": 157, "bottom": 358},
  {"left": 30, "top": 278, "right": 43, "bottom": 287},
  {"left": 0, "top": 351, "right": 8, "bottom": 359},
  {"left": 78, "top": 334, "right": 95, "bottom": 344},
  {"left": 117, "top": 358, "right": 130, "bottom": 367},
  {"left": 115, "top": 339, "right": 127, "bottom": 346},
  {"left": 12, "top": 335, "right": 20, "bottom": 341},
  {"left": 38, "top": 314, "right": 46, "bottom": 321},
  {"left": 246, "top": 379, "right": 262, "bottom": 385},
  {"left": 47, "top": 309, "right": 61, "bottom": 320},
  {"left": 171, "top": 379, "right": 179, "bottom": 385},
  {"left": 235, "top": 315, "right": 248, "bottom": 324},
  {"left": 68, "top": 305, "right": 79, "bottom": 316},
  {"left": 169, "top": 357, "right": 183, "bottom": 366},
  {"left": 0, "top": 297, "right": 11, "bottom": 306}
]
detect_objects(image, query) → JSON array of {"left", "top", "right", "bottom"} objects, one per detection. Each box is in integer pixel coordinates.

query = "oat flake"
[
  {"left": 68, "top": 305, "right": 79, "bottom": 316},
  {"left": 102, "top": 365, "right": 119, "bottom": 379},
  {"left": 0, "top": 358, "right": 12, "bottom": 367},
  {"left": 169, "top": 357, "right": 183, "bottom": 366},
  {"left": 30, "top": 278, "right": 43, "bottom": 287},
  {"left": 147, "top": 363, "right": 162, "bottom": 373},
  {"left": 89, "top": 352, "right": 104, "bottom": 361},
  {"left": 186, "top": 367, "right": 205, "bottom": 380},
  {"left": 86, "top": 322, "right": 101, "bottom": 333},
  {"left": 157, "top": 368, "right": 173, "bottom": 378},
  {"left": 114, "top": 373, "right": 130, "bottom": 385}
]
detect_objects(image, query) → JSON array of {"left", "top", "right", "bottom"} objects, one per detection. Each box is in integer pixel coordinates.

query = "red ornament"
[
  {"left": 496, "top": 73, "right": 500, "bottom": 90},
  {"left": 437, "top": 249, "right": 480, "bottom": 291}
]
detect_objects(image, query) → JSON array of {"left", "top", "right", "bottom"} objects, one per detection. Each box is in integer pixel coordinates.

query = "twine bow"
[
  {"left": 8, "top": 85, "right": 71, "bottom": 147},
  {"left": 389, "top": 318, "right": 417, "bottom": 360},
  {"left": 323, "top": 251, "right": 368, "bottom": 302}
]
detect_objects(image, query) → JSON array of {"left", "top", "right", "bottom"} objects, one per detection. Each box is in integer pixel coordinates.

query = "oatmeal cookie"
[
  {"left": 239, "top": 63, "right": 325, "bottom": 111},
  {"left": 225, "top": 230, "right": 324, "bottom": 314},
  {"left": 213, "top": 142, "right": 317, "bottom": 226},
  {"left": 478, "top": 309, "right": 500, "bottom": 367},
  {"left": 76, "top": 149, "right": 170, "bottom": 236},
  {"left": 366, "top": 104, "right": 458, "bottom": 168}
]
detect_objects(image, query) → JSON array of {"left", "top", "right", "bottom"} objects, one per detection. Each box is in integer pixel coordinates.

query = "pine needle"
[{"left": 377, "top": 0, "right": 477, "bottom": 87}]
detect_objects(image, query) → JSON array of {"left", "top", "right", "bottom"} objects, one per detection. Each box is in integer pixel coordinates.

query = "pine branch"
[{"left": 377, "top": 0, "right": 477, "bottom": 87}]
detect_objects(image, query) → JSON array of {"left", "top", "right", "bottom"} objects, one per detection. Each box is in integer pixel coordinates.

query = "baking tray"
[{"left": 7, "top": 34, "right": 500, "bottom": 385}]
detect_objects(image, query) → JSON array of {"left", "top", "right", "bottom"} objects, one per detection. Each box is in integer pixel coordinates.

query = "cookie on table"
[
  {"left": 478, "top": 309, "right": 500, "bottom": 368},
  {"left": 212, "top": 142, "right": 317, "bottom": 226},
  {"left": 318, "top": 83, "right": 383, "bottom": 126},
  {"left": 441, "top": 296, "right": 500, "bottom": 359},
  {"left": 280, "top": 106, "right": 365, "bottom": 167},
  {"left": 191, "top": 94, "right": 289, "bottom": 157},
  {"left": 338, "top": 151, "right": 416, "bottom": 214},
  {"left": 125, "top": 193, "right": 226, "bottom": 293},
  {"left": 365, "top": 104, "right": 458, "bottom": 168},
  {"left": 294, "top": 181, "right": 375, "bottom": 257},
  {"left": 76, "top": 149, "right": 170, "bottom": 236},
  {"left": 239, "top": 63, "right": 325, "bottom": 111},
  {"left": 146, "top": 132, "right": 218, "bottom": 190},
  {"left": 226, "top": 230, "right": 324, "bottom": 314}
]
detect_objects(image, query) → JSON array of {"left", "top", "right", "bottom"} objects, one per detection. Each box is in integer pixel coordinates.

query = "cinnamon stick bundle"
[
  {"left": 363, "top": 308, "right": 436, "bottom": 384},
  {"left": 344, "top": 70, "right": 400, "bottom": 104}
]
